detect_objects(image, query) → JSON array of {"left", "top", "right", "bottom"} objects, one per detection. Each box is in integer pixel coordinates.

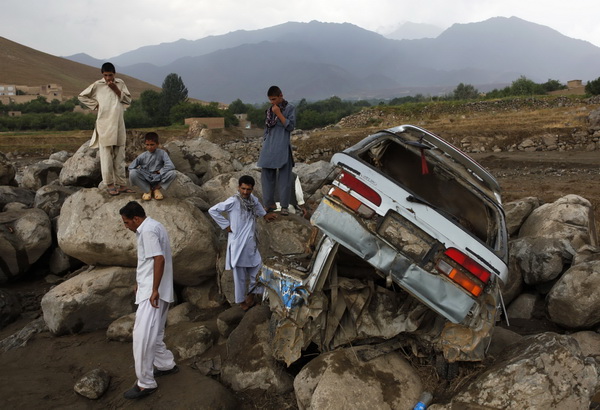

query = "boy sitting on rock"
[{"left": 128, "top": 132, "right": 176, "bottom": 200}]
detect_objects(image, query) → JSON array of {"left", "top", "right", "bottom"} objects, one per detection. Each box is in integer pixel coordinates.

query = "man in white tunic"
[
  {"left": 208, "top": 175, "right": 276, "bottom": 310},
  {"left": 120, "top": 201, "right": 178, "bottom": 399},
  {"left": 79, "top": 62, "right": 133, "bottom": 196}
]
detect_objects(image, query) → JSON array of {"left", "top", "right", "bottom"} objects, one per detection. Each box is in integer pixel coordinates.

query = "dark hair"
[
  {"left": 119, "top": 201, "right": 146, "bottom": 219},
  {"left": 238, "top": 175, "right": 255, "bottom": 187},
  {"left": 145, "top": 132, "right": 159, "bottom": 144},
  {"left": 267, "top": 86, "right": 282, "bottom": 97},
  {"left": 101, "top": 62, "right": 116, "bottom": 73}
]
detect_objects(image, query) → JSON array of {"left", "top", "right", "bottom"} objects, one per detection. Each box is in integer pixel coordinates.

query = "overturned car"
[{"left": 259, "top": 124, "right": 508, "bottom": 369}]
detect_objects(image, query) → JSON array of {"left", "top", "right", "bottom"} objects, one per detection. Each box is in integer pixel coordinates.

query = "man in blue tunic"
[
  {"left": 208, "top": 175, "right": 277, "bottom": 311},
  {"left": 257, "top": 86, "right": 296, "bottom": 216}
]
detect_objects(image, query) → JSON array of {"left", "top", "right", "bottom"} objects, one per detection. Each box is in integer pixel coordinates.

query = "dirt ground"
[{"left": 2, "top": 141, "right": 600, "bottom": 408}]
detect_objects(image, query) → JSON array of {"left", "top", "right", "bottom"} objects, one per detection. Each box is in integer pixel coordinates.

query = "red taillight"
[
  {"left": 444, "top": 248, "right": 491, "bottom": 283},
  {"left": 338, "top": 171, "right": 382, "bottom": 206},
  {"left": 330, "top": 187, "right": 375, "bottom": 218},
  {"left": 436, "top": 248, "right": 492, "bottom": 297}
]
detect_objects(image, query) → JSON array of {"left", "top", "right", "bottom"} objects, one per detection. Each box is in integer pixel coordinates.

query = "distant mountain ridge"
[{"left": 57, "top": 17, "right": 600, "bottom": 103}]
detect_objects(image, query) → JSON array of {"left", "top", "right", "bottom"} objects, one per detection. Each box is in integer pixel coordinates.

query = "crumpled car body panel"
[{"left": 260, "top": 125, "right": 508, "bottom": 366}]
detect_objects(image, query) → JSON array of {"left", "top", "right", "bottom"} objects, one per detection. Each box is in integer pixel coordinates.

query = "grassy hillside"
[{"left": 0, "top": 37, "right": 161, "bottom": 99}]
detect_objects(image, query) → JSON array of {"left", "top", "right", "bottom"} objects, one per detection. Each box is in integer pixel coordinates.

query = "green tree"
[
  {"left": 510, "top": 76, "right": 544, "bottom": 96},
  {"left": 541, "top": 79, "right": 567, "bottom": 93},
  {"left": 160, "top": 73, "right": 188, "bottom": 116},
  {"left": 585, "top": 77, "right": 600, "bottom": 95},
  {"left": 453, "top": 83, "right": 480, "bottom": 100},
  {"left": 227, "top": 98, "right": 249, "bottom": 114}
]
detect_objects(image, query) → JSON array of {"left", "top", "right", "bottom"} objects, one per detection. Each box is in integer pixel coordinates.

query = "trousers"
[
  {"left": 133, "top": 298, "right": 176, "bottom": 389},
  {"left": 233, "top": 265, "right": 263, "bottom": 304},
  {"left": 99, "top": 145, "right": 127, "bottom": 187}
]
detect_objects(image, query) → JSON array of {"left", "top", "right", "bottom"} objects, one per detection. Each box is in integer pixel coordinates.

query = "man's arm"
[
  {"left": 78, "top": 83, "right": 99, "bottom": 110},
  {"left": 150, "top": 254, "right": 165, "bottom": 308}
]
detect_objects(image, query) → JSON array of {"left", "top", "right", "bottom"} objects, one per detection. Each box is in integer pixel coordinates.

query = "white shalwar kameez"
[
  {"left": 78, "top": 77, "right": 132, "bottom": 187},
  {"left": 133, "top": 217, "right": 176, "bottom": 389},
  {"left": 208, "top": 194, "right": 266, "bottom": 303}
]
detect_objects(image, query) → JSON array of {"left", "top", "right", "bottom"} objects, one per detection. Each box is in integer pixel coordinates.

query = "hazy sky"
[{"left": 3, "top": 0, "right": 600, "bottom": 58}]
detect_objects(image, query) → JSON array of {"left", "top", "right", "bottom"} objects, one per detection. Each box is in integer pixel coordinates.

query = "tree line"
[{"left": 1, "top": 74, "right": 600, "bottom": 132}]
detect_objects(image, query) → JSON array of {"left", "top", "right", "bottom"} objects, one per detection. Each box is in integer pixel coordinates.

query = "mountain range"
[{"left": 5, "top": 17, "right": 600, "bottom": 105}]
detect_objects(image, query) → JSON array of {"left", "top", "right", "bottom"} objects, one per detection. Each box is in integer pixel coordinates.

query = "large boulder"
[
  {"left": 294, "top": 160, "right": 335, "bottom": 195},
  {"left": 0, "top": 186, "right": 35, "bottom": 210},
  {"left": 518, "top": 194, "right": 597, "bottom": 250},
  {"left": 0, "top": 207, "right": 52, "bottom": 283},
  {"left": 509, "top": 237, "right": 575, "bottom": 285},
  {"left": 57, "top": 188, "right": 218, "bottom": 286},
  {"left": 34, "top": 184, "right": 79, "bottom": 220},
  {"left": 294, "top": 347, "right": 422, "bottom": 410},
  {"left": 221, "top": 305, "right": 293, "bottom": 394},
  {"left": 547, "top": 260, "right": 600, "bottom": 328},
  {"left": 0, "top": 152, "right": 16, "bottom": 185},
  {"left": 504, "top": 196, "right": 541, "bottom": 237},
  {"left": 164, "top": 138, "right": 236, "bottom": 184},
  {"left": 442, "top": 333, "right": 598, "bottom": 409},
  {"left": 41, "top": 266, "right": 136, "bottom": 335},
  {"left": 59, "top": 141, "right": 101, "bottom": 187},
  {"left": 20, "top": 159, "right": 63, "bottom": 190}
]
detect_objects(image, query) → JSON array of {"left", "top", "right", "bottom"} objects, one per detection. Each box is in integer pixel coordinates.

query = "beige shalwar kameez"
[{"left": 78, "top": 78, "right": 132, "bottom": 187}]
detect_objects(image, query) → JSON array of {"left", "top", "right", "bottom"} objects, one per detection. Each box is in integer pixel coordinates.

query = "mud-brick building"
[{"left": 0, "top": 83, "right": 63, "bottom": 104}]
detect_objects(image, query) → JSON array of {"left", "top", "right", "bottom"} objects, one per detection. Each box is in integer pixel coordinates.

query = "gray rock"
[
  {"left": 165, "top": 322, "right": 214, "bottom": 361},
  {"left": 74, "top": 368, "right": 110, "bottom": 400},
  {"left": 49, "top": 150, "right": 71, "bottom": 163},
  {"left": 0, "top": 152, "right": 16, "bottom": 185},
  {"left": 106, "top": 313, "right": 135, "bottom": 342},
  {"left": 519, "top": 194, "right": 596, "bottom": 251},
  {"left": 504, "top": 196, "right": 541, "bottom": 237},
  {"left": 0, "top": 207, "right": 52, "bottom": 283},
  {"left": 41, "top": 266, "right": 136, "bottom": 335},
  {"left": 199, "top": 170, "right": 263, "bottom": 205},
  {"left": 446, "top": 333, "right": 598, "bottom": 409},
  {"left": 506, "top": 292, "right": 542, "bottom": 320},
  {"left": 58, "top": 141, "right": 101, "bottom": 187},
  {"left": 0, "top": 317, "right": 48, "bottom": 353},
  {"left": 216, "top": 306, "right": 245, "bottom": 338},
  {"left": 0, "top": 186, "right": 35, "bottom": 209},
  {"left": 294, "top": 346, "right": 422, "bottom": 410},
  {"left": 487, "top": 326, "right": 523, "bottom": 358},
  {"left": 569, "top": 331, "right": 600, "bottom": 361},
  {"left": 57, "top": 188, "right": 218, "bottom": 286},
  {"left": 34, "top": 184, "right": 78, "bottom": 219},
  {"left": 294, "top": 160, "right": 335, "bottom": 194},
  {"left": 182, "top": 280, "right": 226, "bottom": 310},
  {"left": 547, "top": 260, "right": 600, "bottom": 328},
  {"left": 164, "top": 138, "right": 236, "bottom": 184},
  {"left": 48, "top": 247, "right": 84, "bottom": 276},
  {"left": 221, "top": 305, "right": 293, "bottom": 394},
  {"left": 167, "top": 302, "right": 199, "bottom": 326},
  {"left": 20, "top": 159, "right": 63, "bottom": 190},
  {"left": 509, "top": 237, "right": 575, "bottom": 285}
]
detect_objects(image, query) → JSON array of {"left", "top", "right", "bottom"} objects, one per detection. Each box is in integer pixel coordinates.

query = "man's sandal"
[
  {"left": 118, "top": 186, "right": 135, "bottom": 194},
  {"left": 107, "top": 187, "right": 120, "bottom": 196},
  {"left": 153, "top": 190, "right": 164, "bottom": 200},
  {"left": 142, "top": 192, "right": 152, "bottom": 201}
]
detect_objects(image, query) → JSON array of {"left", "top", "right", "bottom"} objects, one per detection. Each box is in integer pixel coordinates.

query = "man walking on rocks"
[{"left": 119, "top": 201, "right": 178, "bottom": 399}]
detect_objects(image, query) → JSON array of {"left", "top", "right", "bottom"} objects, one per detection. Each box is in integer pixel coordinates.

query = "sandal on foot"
[
  {"left": 142, "top": 192, "right": 152, "bottom": 201},
  {"left": 118, "top": 186, "right": 135, "bottom": 194},
  {"left": 280, "top": 208, "right": 289, "bottom": 216},
  {"left": 153, "top": 189, "right": 164, "bottom": 200},
  {"left": 107, "top": 187, "right": 120, "bottom": 196}
]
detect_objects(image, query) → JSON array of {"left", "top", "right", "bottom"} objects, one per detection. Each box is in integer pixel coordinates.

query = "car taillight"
[
  {"left": 329, "top": 187, "right": 375, "bottom": 218},
  {"left": 436, "top": 248, "right": 491, "bottom": 297},
  {"left": 338, "top": 171, "right": 382, "bottom": 206}
]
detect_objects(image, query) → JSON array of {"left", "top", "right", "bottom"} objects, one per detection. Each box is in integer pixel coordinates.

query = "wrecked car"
[{"left": 259, "top": 124, "right": 509, "bottom": 371}]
